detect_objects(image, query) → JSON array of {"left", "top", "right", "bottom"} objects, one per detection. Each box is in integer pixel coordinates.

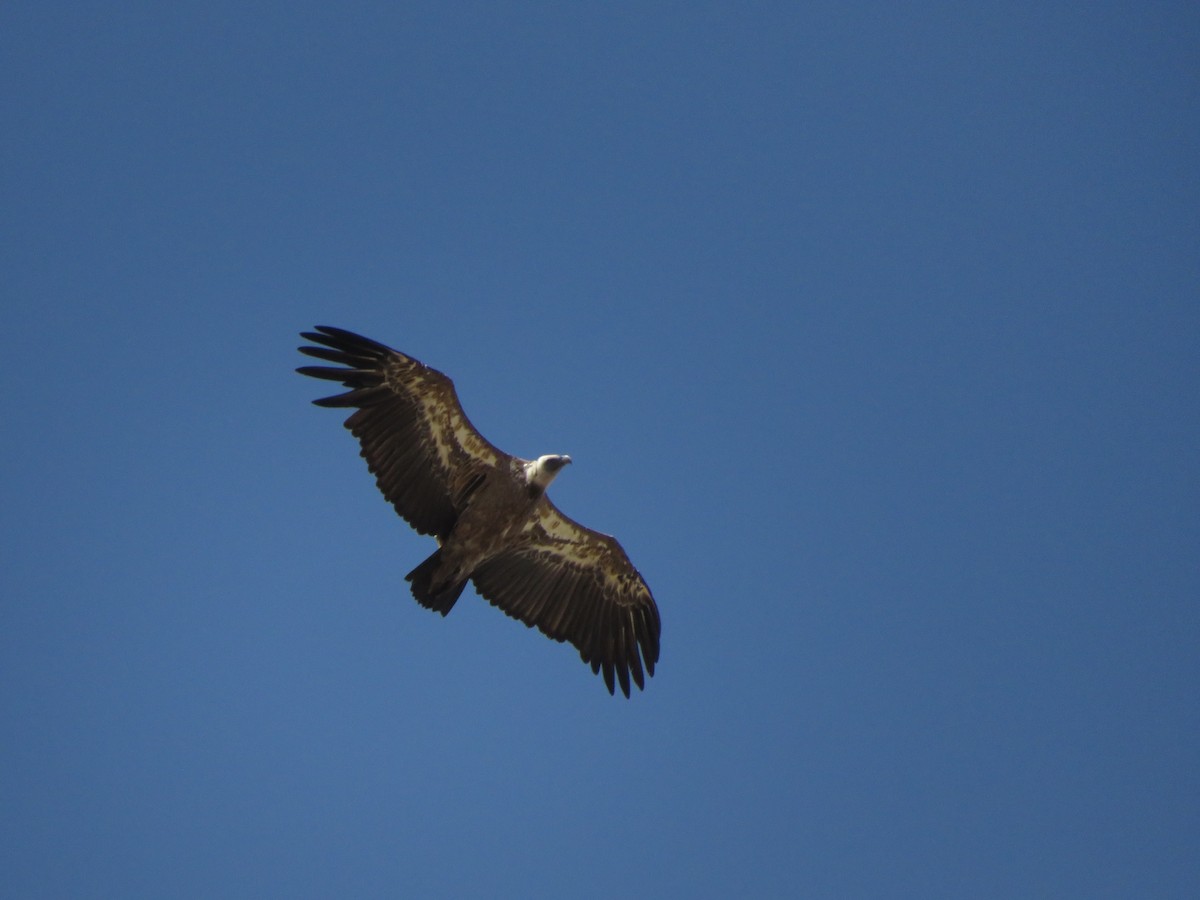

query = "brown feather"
[
  {"left": 299, "top": 327, "right": 506, "bottom": 540},
  {"left": 470, "top": 499, "right": 660, "bottom": 697}
]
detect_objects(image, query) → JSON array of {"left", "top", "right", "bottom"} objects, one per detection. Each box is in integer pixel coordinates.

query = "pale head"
[{"left": 525, "top": 454, "right": 572, "bottom": 489}]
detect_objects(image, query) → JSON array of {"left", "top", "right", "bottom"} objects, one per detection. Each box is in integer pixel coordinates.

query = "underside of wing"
[
  {"left": 470, "top": 499, "right": 661, "bottom": 697},
  {"left": 297, "top": 326, "right": 508, "bottom": 539}
]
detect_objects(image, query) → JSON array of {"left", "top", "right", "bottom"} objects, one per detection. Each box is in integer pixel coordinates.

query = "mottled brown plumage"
[{"left": 297, "top": 326, "right": 660, "bottom": 696}]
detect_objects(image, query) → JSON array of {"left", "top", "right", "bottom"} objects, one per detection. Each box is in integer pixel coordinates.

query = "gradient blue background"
[{"left": 3, "top": 3, "right": 1197, "bottom": 897}]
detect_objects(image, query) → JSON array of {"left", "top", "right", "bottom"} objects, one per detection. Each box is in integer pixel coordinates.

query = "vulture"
[{"left": 297, "top": 326, "right": 661, "bottom": 696}]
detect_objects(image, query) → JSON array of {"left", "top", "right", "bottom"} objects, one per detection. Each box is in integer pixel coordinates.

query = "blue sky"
[{"left": 2, "top": 2, "right": 1197, "bottom": 897}]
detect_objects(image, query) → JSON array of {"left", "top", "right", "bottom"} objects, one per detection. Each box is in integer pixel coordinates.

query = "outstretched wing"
[
  {"left": 470, "top": 500, "right": 661, "bottom": 697},
  {"left": 297, "top": 326, "right": 508, "bottom": 539}
]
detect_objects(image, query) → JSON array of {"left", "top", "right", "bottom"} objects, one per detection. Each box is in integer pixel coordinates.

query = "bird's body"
[
  {"left": 407, "top": 454, "right": 564, "bottom": 613},
  {"left": 297, "top": 326, "right": 660, "bottom": 696}
]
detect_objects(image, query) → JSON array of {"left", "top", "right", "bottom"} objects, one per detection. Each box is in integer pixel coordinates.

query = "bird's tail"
[{"left": 405, "top": 549, "right": 467, "bottom": 616}]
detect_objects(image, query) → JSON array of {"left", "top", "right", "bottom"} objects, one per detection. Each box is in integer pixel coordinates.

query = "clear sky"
[{"left": 2, "top": 3, "right": 1197, "bottom": 897}]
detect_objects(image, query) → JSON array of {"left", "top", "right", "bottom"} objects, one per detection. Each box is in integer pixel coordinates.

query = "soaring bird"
[{"left": 297, "top": 326, "right": 661, "bottom": 696}]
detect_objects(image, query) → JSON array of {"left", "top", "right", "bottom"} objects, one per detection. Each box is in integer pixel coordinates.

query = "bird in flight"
[{"left": 297, "top": 326, "right": 661, "bottom": 696}]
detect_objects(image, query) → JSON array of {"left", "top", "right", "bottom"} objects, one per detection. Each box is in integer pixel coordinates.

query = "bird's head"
[{"left": 527, "top": 454, "right": 572, "bottom": 489}]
